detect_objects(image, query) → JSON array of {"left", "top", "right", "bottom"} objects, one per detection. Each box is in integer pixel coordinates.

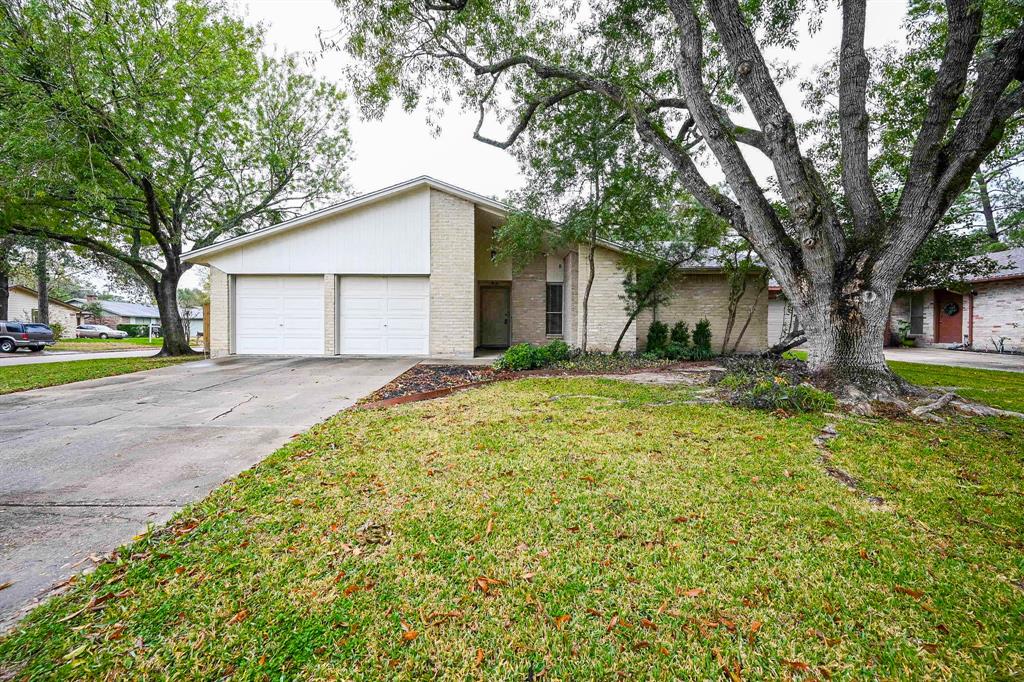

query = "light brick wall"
[
  {"left": 970, "top": 280, "right": 1024, "bottom": 351},
  {"left": 429, "top": 189, "right": 476, "bottom": 357},
  {"left": 636, "top": 272, "right": 768, "bottom": 353},
  {"left": 563, "top": 251, "right": 578, "bottom": 347},
  {"left": 577, "top": 245, "right": 636, "bottom": 352},
  {"left": 324, "top": 274, "right": 337, "bottom": 355},
  {"left": 889, "top": 291, "right": 936, "bottom": 345},
  {"left": 510, "top": 256, "right": 548, "bottom": 345},
  {"left": 209, "top": 266, "right": 230, "bottom": 358}
]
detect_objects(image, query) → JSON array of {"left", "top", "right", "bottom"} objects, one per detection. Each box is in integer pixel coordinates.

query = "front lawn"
[
  {"left": 2, "top": 378, "right": 1021, "bottom": 679},
  {"left": 0, "top": 356, "right": 200, "bottom": 395},
  {"left": 783, "top": 350, "right": 1024, "bottom": 412}
]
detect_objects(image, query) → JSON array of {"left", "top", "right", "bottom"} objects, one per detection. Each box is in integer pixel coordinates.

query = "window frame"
[
  {"left": 909, "top": 293, "right": 925, "bottom": 336},
  {"left": 545, "top": 282, "right": 564, "bottom": 336}
]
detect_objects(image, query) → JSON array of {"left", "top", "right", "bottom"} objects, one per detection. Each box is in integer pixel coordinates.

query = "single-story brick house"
[
  {"left": 65, "top": 296, "right": 204, "bottom": 336},
  {"left": 184, "top": 176, "right": 768, "bottom": 358},
  {"left": 887, "top": 247, "right": 1024, "bottom": 352},
  {"left": 767, "top": 246, "right": 1024, "bottom": 353},
  {"left": 5, "top": 284, "right": 83, "bottom": 336}
]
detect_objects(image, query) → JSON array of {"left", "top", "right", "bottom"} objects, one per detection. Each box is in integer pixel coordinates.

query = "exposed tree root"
[{"left": 810, "top": 423, "right": 886, "bottom": 507}]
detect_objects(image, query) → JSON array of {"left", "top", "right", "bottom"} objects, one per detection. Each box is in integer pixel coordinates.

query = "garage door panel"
[
  {"left": 235, "top": 276, "right": 324, "bottom": 355},
  {"left": 339, "top": 276, "right": 428, "bottom": 355}
]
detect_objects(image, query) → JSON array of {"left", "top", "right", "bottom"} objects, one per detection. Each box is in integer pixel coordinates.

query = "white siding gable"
[{"left": 203, "top": 187, "right": 430, "bottom": 275}]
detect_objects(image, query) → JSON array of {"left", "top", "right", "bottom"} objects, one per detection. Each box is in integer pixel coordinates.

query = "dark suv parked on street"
[{"left": 0, "top": 321, "right": 55, "bottom": 352}]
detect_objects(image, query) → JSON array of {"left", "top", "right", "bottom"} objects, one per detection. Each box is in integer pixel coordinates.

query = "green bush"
[
  {"left": 646, "top": 321, "right": 669, "bottom": 353},
  {"left": 693, "top": 318, "right": 712, "bottom": 356},
  {"left": 117, "top": 324, "right": 149, "bottom": 338},
  {"left": 538, "top": 339, "right": 570, "bottom": 364},
  {"left": 735, "top": 377, "right": 835, "bottom": 413},
  {"left": 670, "top": 321, "right": 690, "bottom": 347},
  {"left": 48, "top": 321, "right": 66, "bottom": 340},
  {"left": 495, "top": 343, "right": 540, "bottom": 371}
]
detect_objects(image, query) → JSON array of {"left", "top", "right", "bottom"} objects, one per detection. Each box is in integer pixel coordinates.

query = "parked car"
[
  {"left": 0, "top": 321, "right": 55, "bottom": 352},
  {"left": 75, "top": 324, "right": 129, "bottom": 339}
]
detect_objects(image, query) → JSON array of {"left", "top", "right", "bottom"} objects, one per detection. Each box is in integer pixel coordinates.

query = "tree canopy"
[{"left": 0, "top": 0, "right": 352, "bottom": 354}]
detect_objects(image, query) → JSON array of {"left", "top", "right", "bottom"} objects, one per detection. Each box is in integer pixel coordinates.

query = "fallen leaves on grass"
[{"left": 894, "top": 585, "right": 925, "bottom": 599}]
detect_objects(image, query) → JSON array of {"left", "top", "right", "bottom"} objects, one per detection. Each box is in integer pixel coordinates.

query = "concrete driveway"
[
  {"left": 0, "top": 355, "right": 415, "bottom": 629},
  {"left": 884, "top": 347, "right": 1024, "bottom": 372}
]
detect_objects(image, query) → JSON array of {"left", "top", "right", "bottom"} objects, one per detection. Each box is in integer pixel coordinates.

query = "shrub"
[
  {"left": 48, "top": 321, "right": 66, "bottom": 340},
  {"left": 495, "top": 343, "right": 540, "bottom": 371},
  {"left": 662, "top": 342, "right": 688, "bottom": 360},
  {"left": 670, "top": 321, "right": 690, "bottom": 347},
  {"left": 538, "top": 339, "right": 571, "bottom": 364},
  {"left": 646, "top": 321, "right": 669, "bottom": 353},
  {"left": 117, "top": 324, "right": 149, "bottom": 338},
  {"left": 693, "top": 318, "right": 712, "bottom": 356},
  {"left": 735, "top": 377, "right": 836, "bottom": 413}
]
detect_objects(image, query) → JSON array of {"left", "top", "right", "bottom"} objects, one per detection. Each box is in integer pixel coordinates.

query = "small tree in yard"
[
  {"left": 718, "top": 242, "right": 769, "bottom": 355},
  {"left": 334, "top": 0, "right": 1024, "bottom": 403},
  {"left": 0, "top": 0, "right": 351, "bottom": 356}
]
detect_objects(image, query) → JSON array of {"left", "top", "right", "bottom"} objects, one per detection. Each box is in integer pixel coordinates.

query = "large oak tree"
[
  {"left": 0, "top": 0, "right": 351, "bottom": 355},
  {"left": 333, "top": 0, "right": 1024, "bottom": 396}
]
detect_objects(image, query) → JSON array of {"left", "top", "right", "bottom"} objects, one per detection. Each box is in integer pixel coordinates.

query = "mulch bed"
[
  {"left": 362, "top": 364, "right": 499, "bottom": 403},
  {"left": 360, "top": 360, "right": 723, "bottom": 408}
]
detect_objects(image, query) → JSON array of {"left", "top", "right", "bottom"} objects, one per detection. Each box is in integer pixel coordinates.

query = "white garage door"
[
  {"left": 235, "top": 276, "right": 324, "bottom": 355},
  {"left": 338, "top": 276, "right": 429, "bottom": 355}
]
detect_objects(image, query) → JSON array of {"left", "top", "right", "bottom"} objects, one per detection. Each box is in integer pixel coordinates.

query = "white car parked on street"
[{"left": 76, "top": 324, "right": 129, "bottom": 339}]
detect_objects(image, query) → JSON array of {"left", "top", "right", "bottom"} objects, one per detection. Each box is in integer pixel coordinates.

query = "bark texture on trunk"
[
  {"left": 790, "top": 284, "right": 906, "bottom": 397},
  {"left": 976, "top": 172, "right": 999, "bottom": 242},
  {"left": 35, "top": 239, "right": 49, "bottom": 324},
  {"left": 0, "top": 271, "right": 8, "bottom": 320},
  {"left": 154, "top": 270, "right": 198, "bottom": 357}
]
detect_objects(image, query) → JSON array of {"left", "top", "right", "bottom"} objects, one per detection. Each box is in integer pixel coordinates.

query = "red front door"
[{"left": 934, "top": 290, "right": 964, "bottom": 344}]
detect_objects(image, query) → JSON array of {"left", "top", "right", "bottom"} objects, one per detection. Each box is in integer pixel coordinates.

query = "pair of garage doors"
[{"left": 234, "top": 275, "right": 428, "bottom": 355}]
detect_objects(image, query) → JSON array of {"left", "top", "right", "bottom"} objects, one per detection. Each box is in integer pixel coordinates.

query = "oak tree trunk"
[
  {"left": 976, "top": 172, "right": 999, "bottom": 242},
  {"left": 153, "top": 269, "right": 197, "bottom": 357},
  {"left": 0, "top": 271, "right": 8, "bottom": 320},
  {"left": 35, "top": 239, "right": 49, "bottom": 323}
]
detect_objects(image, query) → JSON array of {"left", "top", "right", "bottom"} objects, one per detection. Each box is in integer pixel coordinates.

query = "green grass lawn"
[
  {"left": 0, "top": 356, "right": 200, "bottom": 395},
  {"left": 2, "top": 377, "right": 1020, "bottom": 679},
  {"left": 783, "top": 350, "right": 1024, "bottom": 412}
]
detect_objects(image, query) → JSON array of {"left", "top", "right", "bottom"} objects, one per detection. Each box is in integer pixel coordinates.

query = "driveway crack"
[{"left": 209, "top": 394, "right": 256, "bottom": 421}]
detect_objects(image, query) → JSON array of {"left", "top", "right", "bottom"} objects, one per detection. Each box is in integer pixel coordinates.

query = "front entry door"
[
  {"left": 934, "top": 290, "right": 964, "bottom": 344},
  {"left": 479, "top": 286, "right": 510, "bottom": 348}
]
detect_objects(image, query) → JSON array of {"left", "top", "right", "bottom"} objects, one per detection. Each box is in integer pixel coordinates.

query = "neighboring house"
[
  {"left": 766, "top": 246, "right": 1024, "bottom": 352},
  {"left": 888, "top": 247, "right": 1024, "bottom": 352},
  {"left": 65, "top": 296, "right": 204, "bottom": 335},
  {"left": 5, "top": 285, "right": 83, "bottom": 336},
  {"left": 184, "top": 176, "right": 768, "bottom": 358}
]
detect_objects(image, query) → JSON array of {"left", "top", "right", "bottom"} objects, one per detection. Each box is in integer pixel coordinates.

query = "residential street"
[{"left": 0, "top": 355, "right": 415, "bottom": 629}]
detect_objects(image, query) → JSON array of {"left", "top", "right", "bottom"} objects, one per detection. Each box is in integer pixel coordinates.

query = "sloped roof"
[
  {"left": 973, "top": 246, "right": 1024, "bottom": 282},
  {"left": 183, "top": 176, "right": 508, "bottom": 263},
  {"left": 68, "top": 298, "right": 203, "bottom": 319}
]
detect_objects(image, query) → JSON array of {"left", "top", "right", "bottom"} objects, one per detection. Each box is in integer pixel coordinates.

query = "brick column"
[
  {"left": 324, "top": 274, "right": 337, "bottom": 355},
  {"left": 209, "top": 266, "right": 231, "bottom": 358},
  {"left": 429, "top": 189, "right": 476, "bottom": 356}
]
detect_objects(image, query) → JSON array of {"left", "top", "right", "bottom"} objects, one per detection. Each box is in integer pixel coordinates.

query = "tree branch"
[{"left": 838, "top": 0, "right": 884, "bottom": 236}]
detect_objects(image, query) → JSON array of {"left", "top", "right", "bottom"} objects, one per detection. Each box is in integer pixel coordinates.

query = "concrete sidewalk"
[{"left": 0, "top": 348, "right": 159, "bottom": 366}]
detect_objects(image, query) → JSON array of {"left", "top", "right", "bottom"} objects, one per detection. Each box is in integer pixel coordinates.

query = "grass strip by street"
[
  {"left": 1, "top": 377, "right": 1020, "bottom": 679},
  {"left": 49, "top": 337, "right": 182, "bottom": 352},
  {"left": 0, "top": 356, "right": 200, "bottom": 395}
]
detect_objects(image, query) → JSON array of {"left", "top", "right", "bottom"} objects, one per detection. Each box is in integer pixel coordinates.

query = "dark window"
[
  {"left": 546, "top": 283, "right": 563, "bottom": 335},
  {"left": 5, "top": 322, "right": 23, "bottom": 333},
  {"left": 26, "top": 324, "right": 49, "bottom": 331},
  {"left": 909, "top": 293, "right": 925, "bottom": 335}
]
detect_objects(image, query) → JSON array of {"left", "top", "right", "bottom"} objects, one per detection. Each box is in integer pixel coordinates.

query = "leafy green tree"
[
  {"left": 0, "top": 0, "right": 351, "bottom": 355},
  {"left": 333, "top": 0, "right": 1024, "bottom": 397}
]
